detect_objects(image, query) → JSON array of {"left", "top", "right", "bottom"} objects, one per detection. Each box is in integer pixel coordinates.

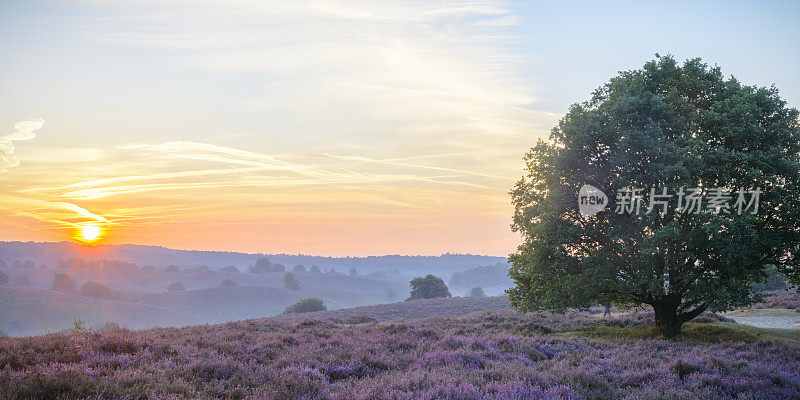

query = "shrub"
[
  {"left": 283, "top": 297, "right": 326, "bottom": 314},
  {"left": 386, "top": 288, "right": 398, "bottom": 302},
  {"left": 22, "top": 259, "right": 35, "bottom": 269},
  {"left": 367, "top": 271, "right": 387, "bottom": 280},
  {"left": 12, "top": 274, "right": 32, "bottom": 287},
  {"left": 407, "top": 274, "right": 451, "bottom": 301},
  {"left": 164, "top": 265, "right": 181, "bottom": 273},
  {"left": 310, "top": 265, "right": 321, "bottom": 273},
  {"left": 80, "top": 281, "right": 113, "bottom": 299},
  {"left": 249, "top": 257, "right": 286, "bottom": 273},
  {"left": 293, "top": 264, "right": 306, "bottom": 273},
  {"left": 167, "top": 282, "right": 186, "bottom": 292},
  {"left": 183, "top": 265, "right": 210, "bottom": 273},
  {"left": 0, "top": 270, "right": 7, "bottom": 285},
  {"left": 0, "top": 260, "right": 7, "bottom": 267},
  {"left": 52, "top": 273, "right": 77, "bottom": 293},
  {"left": 469, "top": 287, "right": 486, "bottom": 297},
  {"left": 348, "top": 267, "right": 358, "bottom": 276},
  {"left": 219, "top": 279, "right": 238, "bottom": 287},
  {"left": 283, "top": 272, "right": 301, "bottom": 291},
  {"left": 221, "top": 265, "right": 239, "bottom": 273}
]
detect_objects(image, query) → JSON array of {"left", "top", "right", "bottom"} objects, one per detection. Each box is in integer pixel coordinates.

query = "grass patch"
[
  {"left": 725, "top": 308, "right": 799, "bottom": 317},
  {"left": 697, "top": 322, "right": 800, "bottom": 347},
  {"left": 566, "top": 321, "right": 800, "bottom": 346},
  {"left": 568, "top": 325, "right": 660, "bottom": 339},
  {"left": 681, "top": 323, "right": 758, "bottom": 342}
]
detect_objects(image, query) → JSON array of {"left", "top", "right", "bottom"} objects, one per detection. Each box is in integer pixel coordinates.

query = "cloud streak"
[{"left": 0, "top": 119, "right": 44, "bottom": 172}]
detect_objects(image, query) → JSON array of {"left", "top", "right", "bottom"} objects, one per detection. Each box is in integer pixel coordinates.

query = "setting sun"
[{"left": 77, "top": 224, "right": 103, "bottom": 243}]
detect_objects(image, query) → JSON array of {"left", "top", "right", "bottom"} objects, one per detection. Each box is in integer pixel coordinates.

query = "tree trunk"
[
  {"left": 651, "top": 299, "right": 707, "bottom": 338},
  {"left": 652, "top": 301, "right": 682, "bottom": 338}
]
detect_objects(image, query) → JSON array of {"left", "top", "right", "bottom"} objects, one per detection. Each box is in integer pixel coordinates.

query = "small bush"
[
  {"left": 167, "top": 282, "right": 186, "bottom": 292},
  {"left": 310, "top": 265, "right": 321, "bottom": 273},
  {"left": 283, "top": 272, "right": 301, "bottom": 291},
  {"left": 80, "top": 281, "right": 113, "bottom": 299},
  {"left": 221, "top": 265, "right": 239, "bottom": 273},
  {"left": 283, "top": 298, "right": 326, "bottom": 314},
  {"left": 293, "top": 264, "right": 306, "bottom": 273},
  {"left": 52, "top": 273, "right": 77, "bottom": 293},
  {"left": 219, "top": 279, "right": 238, "bottom": 287},
  {"left": 469, "top": 287, "right": 486, "bottom": 297},
  {"left": 0, "top": 270, "right": 8, "bottom": 285}
]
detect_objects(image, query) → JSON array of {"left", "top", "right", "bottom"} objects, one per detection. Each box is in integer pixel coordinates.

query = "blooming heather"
[{"left": 0, "top": 310, "right": 798, "bottom": 399}]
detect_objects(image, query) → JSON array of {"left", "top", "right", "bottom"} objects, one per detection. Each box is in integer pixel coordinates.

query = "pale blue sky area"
[{"left": 1, "top": 1, "right": 797, "bottom": 145}]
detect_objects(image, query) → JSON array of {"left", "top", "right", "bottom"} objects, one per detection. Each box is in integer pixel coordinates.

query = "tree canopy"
[
  {"left": 407, "top": 274, "right": 451, "bottom": 301},
  {"left": 508, "top": 55, "right": 800, "bottom": 336}
]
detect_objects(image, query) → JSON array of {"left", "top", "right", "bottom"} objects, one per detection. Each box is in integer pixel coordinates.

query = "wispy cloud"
[
  {"left": 0, "top": 1, "right": 557, "bottom": 254},
  {"left": 0, "top": 119, "right": 44, "bottom": 172}
]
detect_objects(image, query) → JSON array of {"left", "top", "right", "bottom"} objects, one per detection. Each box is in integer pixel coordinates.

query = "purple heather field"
[{"left": 1, "top": 303, "right": 799, "bottom": 400}]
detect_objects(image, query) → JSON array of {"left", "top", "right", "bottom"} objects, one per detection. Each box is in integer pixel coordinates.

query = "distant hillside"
[
  {"left": 0, "top": 241, "right": 505, "bottom": 276},
  {"left": 0, "top": 283, "right": 393, "bottom": 336},
  {"left": 448, "top": 262, "right": 513, "bottom": 295},
  {"left": 0, "top": 287, "right": 192, "bottom": 336}
]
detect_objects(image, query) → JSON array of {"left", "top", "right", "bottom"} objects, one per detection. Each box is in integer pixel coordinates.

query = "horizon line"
[{"left": 0, "top": 240, "right": 510, "bottom": 259}]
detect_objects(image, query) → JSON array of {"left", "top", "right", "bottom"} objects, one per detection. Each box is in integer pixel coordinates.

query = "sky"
[{"left": 0, "top": 0, "right": 798, "bottom": 256}]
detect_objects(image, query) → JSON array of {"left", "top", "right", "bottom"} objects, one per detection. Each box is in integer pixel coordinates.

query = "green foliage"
[
  {"left": 221, "top": 265, "right": 239, "bottom": 273},
  {"left": 283, "top": 297, "right": 326, "bottom": 314},
  {"left": 52, "top": 273, "right": 77, "bottom": 293},
  {"left": 293, "top": 264, "right": 306, "bottom": 273},
  {"left": 508, "top": 55, "right": 800, "bottom": 337},
  {"left": 283, "top": 272, "right": 301, "bottom": 291},
  {"left": 348, "top": 267, "right": 358, "bottom": 276},
  {"left": 166, "top": 281, "right": 186, "bottom": 292},
  {"left": 310, "top": 265, "right": 321, "bottom": 273},
  {"left": 386, "top": 288, "right": 398, "bottom": 302},
  {"left": 469, "top": 287, "right": 487, "bottom": 297},
  {"left": 406, "top": 274, "right": 451, "bottom": 301},
  {"left": 0, "top": 269, "right": 7, "bottom": 286}
]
